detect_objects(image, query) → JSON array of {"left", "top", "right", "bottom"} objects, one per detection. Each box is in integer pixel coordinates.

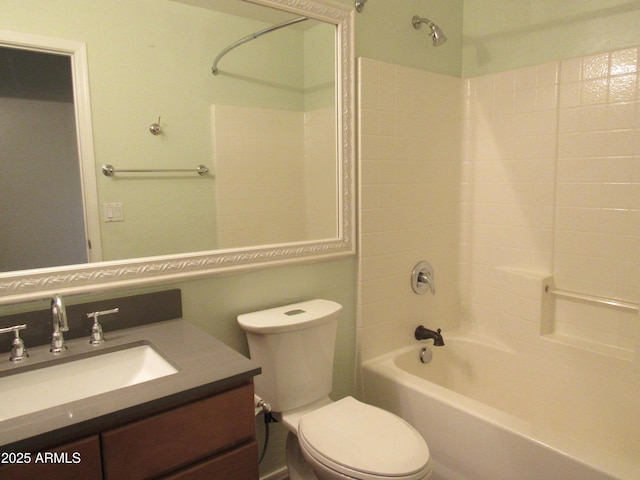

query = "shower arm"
[
  {"left": 211, "top": 16, "right": 308, "bottom": 75},
  {"left": 412, "top": 16, "right": 435, "bottom": 30}
]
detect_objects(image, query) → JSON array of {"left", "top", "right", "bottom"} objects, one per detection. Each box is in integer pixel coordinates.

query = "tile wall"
[
  {"left": 555, "top": 49, "right": 640, "bottom": 303},
  {"left": 358, "top": 47, "right": 639, "bottom": 363},
  {"left": 553, "top": 48, "right": 640, "bottom": 353},
  {"left": 460, "top": 60, "right": 560, "bottom": 338},
  {"left": 462, "top": 47, "right": 640, "bottom": 355},
  {"left": 212, "top": 105, "right": 336, "bottom": 248},
  {"left": 357, "top": 58, "right": 463, "bottom": 362},
  {"left": 303, "top": 107, "right": 338, "bottom": 240}
]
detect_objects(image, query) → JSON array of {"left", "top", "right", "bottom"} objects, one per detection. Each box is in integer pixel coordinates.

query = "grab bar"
[
  {"left": 102, "top": 164, "right": 210, "bottom": 177},
  {"left": 545, "top": 286, "right": 639, "bottom": 312}
]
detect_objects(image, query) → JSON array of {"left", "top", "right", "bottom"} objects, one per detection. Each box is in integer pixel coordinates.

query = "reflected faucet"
[
  {"left": 415, "top": 325, "right": 444, "bottom": 346},
  {"left": 50, "top": 294, "right": 69, "bottom": 354}
]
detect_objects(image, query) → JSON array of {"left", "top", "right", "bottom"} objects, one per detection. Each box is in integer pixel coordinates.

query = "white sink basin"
[{"left": 0, "top": 343, "right": 178, "bottom": 421}]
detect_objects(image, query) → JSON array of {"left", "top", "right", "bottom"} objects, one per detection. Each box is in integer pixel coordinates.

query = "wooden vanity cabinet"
[
  {"left": 160, "top": 440, "right": 258, "bottom": 480},
  {"left": 101, "top": 382, "right": 258, "bottom": 479},
  {"left": 1, "top": 382, "right": 258, "bottom": 480},
  {"left": 0, "top": 435, "right": 103, "bottom": 480}
]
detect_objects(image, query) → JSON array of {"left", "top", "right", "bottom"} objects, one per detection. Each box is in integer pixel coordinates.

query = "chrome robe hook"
[{"left": 149, "top": 117, "right": 162, "bottom": 135}]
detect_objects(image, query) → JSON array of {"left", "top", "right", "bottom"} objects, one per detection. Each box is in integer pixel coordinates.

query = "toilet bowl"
[
  {"left": 238, "top": 300, "right": 432, "bottom": 480},
  {"left": 295, "top": 397, "right": 432, "bottom": 480}
]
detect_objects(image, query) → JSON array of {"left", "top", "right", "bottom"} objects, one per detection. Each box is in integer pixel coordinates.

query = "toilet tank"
[{"left": 237, "top": 299, "right": 342, "bottom": 412}]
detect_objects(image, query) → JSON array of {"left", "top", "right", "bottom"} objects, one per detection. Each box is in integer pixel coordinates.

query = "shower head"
[{"left": 412, "top": 15, "right": 447, "bottom": 47}]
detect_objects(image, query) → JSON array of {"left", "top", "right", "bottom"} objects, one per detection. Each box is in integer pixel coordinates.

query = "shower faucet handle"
[{"left": 411, "top": 261, "right": 435, "bottom": 295}]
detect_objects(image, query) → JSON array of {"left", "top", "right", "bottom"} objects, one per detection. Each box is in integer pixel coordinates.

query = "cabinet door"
[
  {"left": 160, "top": 440, "right": 258, "bottom": 480},
  {"left": 101, "top": 383, "right": 255, "bottom": 479},
  {"left": 0, "top": 435, "right": 102, "bottom": 480}
]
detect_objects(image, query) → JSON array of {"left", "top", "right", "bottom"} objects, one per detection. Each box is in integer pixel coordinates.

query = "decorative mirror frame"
[{"left": 0, "top": 0, "right": 355, "bottom": 305}]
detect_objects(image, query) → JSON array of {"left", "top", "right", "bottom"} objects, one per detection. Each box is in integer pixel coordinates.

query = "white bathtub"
[{"left": 362, "top": 333, "right": 639, "bottom": 480}]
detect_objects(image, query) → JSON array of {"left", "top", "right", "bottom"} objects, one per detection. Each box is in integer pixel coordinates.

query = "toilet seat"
[{"left": 298, "top": 397, "right": 432, "bottom": 480}]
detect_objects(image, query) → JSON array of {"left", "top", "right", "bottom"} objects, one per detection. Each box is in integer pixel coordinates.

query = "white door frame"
[{"left": 0, "top": 29, "right": 102, "bottom": 263}]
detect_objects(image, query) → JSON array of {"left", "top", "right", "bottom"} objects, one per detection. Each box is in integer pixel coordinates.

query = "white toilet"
[{"left": 238, "top": 299, "right": 432, "bottom": 480}]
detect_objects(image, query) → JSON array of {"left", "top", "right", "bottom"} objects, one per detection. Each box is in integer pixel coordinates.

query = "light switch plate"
[{"left": 104, "top": 202, "right": 124, "bottom": 222}]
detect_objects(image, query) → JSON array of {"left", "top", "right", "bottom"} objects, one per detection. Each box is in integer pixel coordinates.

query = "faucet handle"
[
  {"left": 0, "top": 324, "right": 28, "bottom": 362},
  {"left": 411, "top": 261, "right": 435, "bottom": 295},
  {"left": 87, "top": 308, "right": 119, "bottom": 346}
]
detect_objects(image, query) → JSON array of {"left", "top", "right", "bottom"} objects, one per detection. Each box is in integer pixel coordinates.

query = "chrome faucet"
[
  {"left": 0, "top": 324, "right": 28, "bottom": 362},
  {"left": 50, "top": 294, "right": 69, "bottom": 354},
  {"left": 87, "top": 308, "right": 119, "bottom": 345},
  {"left": 415, "top": 325, "right": 444, "bottom": 346}
]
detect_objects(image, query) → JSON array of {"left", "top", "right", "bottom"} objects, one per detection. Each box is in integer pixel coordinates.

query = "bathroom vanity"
[
  {"left": 1, "top": 384, "right": 257, "bottom": 479},
  {"left": 0, "top": 290, "right": 261, "bottom": 479}
]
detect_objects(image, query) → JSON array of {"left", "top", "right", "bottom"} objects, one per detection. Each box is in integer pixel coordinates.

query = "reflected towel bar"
[
  {"left": 102, "top": 164, "right": 210, "bottom": 177},
  {"left": 546, "top": 286, "right": 639, "bottom": 312}
]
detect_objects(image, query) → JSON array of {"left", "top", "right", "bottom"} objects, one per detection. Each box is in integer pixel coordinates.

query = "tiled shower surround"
[
  {"left": 212, "top": 105, "right": 336, "bottom": 248},
  {"left": 357, "top": 47, "right": 639, "bottom": 365},
  {"left": 357, "top": 58, "right": 463, "bottom": 361}
]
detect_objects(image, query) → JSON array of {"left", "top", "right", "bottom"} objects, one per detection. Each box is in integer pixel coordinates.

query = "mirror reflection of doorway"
[{"left": 0, "top": 44, "right": 95, "bottom": 272}]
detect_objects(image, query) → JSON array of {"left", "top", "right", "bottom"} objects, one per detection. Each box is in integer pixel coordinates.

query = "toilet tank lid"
[{"left": 237, "top": 299, "right": 342, "bottom": 333}]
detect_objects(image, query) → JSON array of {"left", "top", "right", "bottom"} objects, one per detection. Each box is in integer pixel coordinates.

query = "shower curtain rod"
[{"left": 211, "top": 16, "right": 308, "bottom": 75}]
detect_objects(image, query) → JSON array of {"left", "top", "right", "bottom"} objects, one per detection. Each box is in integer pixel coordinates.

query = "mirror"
[{"left": 0, "top": 0, "right": 354, "bottom": 304}]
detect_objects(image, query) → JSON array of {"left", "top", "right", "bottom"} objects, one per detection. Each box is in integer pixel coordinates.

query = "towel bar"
[{"left": 101, "top": 164, "right": 210, "bottom": 177}]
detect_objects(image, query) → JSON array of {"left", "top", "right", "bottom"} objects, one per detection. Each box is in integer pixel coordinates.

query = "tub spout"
[{"left": 415, "top": 325, "right": 444, "bottom": 346}]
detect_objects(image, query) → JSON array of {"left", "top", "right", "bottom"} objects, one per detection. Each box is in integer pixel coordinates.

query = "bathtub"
[{"left": 362, "top": 333, "right": 639, "bottom": 480}]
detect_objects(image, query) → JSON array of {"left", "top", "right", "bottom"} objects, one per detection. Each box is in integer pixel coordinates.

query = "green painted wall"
[
  {"left": 462, "top": 0, "right": 640, "bottom": 77},
  {"left": 0, "top": 0, "right": 355, "bottom": 398},
  {"left": 339, "top": 0, "right": 640, "bottom": 78},
  {"left": 0, "top": 0, "right": 338, "bottom": 262},
  {"left": 349, "top": 0, "right": 465, "bottom": 77}
]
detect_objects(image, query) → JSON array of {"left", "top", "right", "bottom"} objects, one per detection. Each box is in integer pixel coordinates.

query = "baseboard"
[{"left": 260, "top": 466, "right": 288, "bottom": 480}]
